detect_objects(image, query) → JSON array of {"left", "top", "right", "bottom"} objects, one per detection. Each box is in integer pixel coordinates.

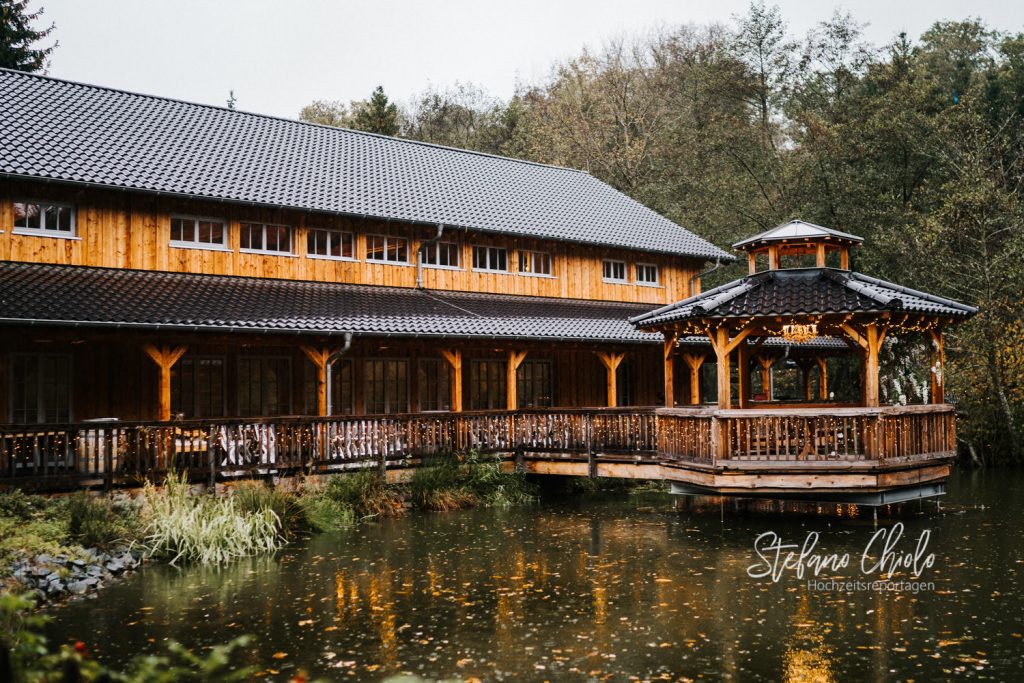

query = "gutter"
[
  {"left": 416, "top": 224, "right": 445, "bottom": 289},
  {"left": 326, "top": 332, "right": 354, "bottom": 414}
]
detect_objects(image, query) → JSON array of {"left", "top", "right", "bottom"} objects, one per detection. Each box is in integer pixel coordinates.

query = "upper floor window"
[
  {"left": 170, "top": 215, "right": 227, "bottom": 249},
  {"left": 603, "top": 259, "right": 627, "bottom": 283},
  {"left": 240, "top": 222, "right": 292, "bottom": 254},
  {"left": 367, "top": 234, "right": 409, "bottom": 263},
  {"left": 472, "top": 245, "right": 508, "bottom": 272},
  {"left": 419, "top": 240, "right": 460, "bottom": 268},
  {"left": 307, "top": 228, "right": 354, "bottom": 260},
  {"left": 13, "top": 200, "right": 75, "bottom": 237},
  {"left": 518, "top": 250, "right": 552, "bottom": 276},
  {"left": 636, "top": 263, "right": 659, "bottom": 285}
]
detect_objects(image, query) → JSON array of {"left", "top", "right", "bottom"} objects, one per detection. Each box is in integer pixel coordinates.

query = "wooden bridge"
[{"left": 0, "top": 404, "right": 956, "bottom": 505}]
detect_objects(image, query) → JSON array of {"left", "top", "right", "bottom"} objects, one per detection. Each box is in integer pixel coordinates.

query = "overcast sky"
[{"left": 39, "top": 0, "right": 1024, "bottom": 119}]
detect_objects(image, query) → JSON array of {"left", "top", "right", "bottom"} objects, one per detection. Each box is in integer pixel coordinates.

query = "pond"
[{"left": 45, "top": 470, "right": 1023, "bottom": 681}]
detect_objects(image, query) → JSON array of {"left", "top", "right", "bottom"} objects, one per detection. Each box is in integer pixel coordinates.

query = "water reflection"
[{"left": 45, "top": 470, "right": 1022, "bottom": 681}]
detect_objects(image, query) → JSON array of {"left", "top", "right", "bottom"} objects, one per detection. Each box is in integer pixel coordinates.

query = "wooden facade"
[{"left": 0, "top": 179, "right": 701, "bottom": 306}]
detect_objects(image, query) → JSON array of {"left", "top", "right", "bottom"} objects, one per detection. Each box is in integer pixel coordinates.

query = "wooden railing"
[
  {"left": 0, "top": 405, "right": 957, "bottom": 489},
  {"left": 0, "top": 408, "right": 659, "bottom": 489}
]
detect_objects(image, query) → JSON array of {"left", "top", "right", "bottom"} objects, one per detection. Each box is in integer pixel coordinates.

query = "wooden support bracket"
[
  {"left": 143, "top": 344, "right": 188, "bottom": 421},
  {"left": 440, "top": 348, "right": 464, "bottom": 412},
  {"left": 595, "top": 351, "right": 625, "bottom": 407}
]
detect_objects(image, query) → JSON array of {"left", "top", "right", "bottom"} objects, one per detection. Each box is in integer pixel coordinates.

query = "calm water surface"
[{"left": 45, "top": 470, "right": 1023, "bottom": 681}]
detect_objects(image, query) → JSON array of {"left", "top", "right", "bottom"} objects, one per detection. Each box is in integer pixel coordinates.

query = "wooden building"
[{"left": 0, "top": 71, "right": 979, "bottom": 504}]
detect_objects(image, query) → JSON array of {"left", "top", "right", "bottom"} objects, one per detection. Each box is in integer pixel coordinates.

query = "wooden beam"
[
  {"left": 748, "top": 252, "right": 757, "bottom": 275},
  {"left": 768, "top": 245, "right": 779, "bottom": 270},
  {"left": 595, "top": 351, "right": 625, "bottom": 407},
  {"left": 301, "top": 345, "right": 346, "bottom": 417},
  {"left": 840, "top": 322, "right": 869, "bottom": 351},
  {"left": 929, "top": 330, "right": 945, "bottom": 404},
  {"left": 865, "top": 324, "right": 882, "bottom": 407},
  {"left": 757, "top": 355, "right": 774, "bottom": 401},
  {"left": 840, "top": 248, "right": 850, "bottom": 270},
  {"left": 506, "top": 349, "right": 528, "bottom": 410},
  {"left": 816, "top": 356, "right": 828, "bottom": 401},
  {"left": 738, "top": 342, "right": 750, "bottom": 408},
  {"left": 663, "top": 332, "right": 678, "bottom": 408},
  {"left": 143, "top": 344, "right": 188, "bottom": 421},
  {"left": 439, "top": 348, "right": 463, "bottom": 412},
  {"left": 815, "top": 243, "right": 827, "bottom": 268},
  {"left": 681, "top": 353, "right": 706, "bottom": 405},
  {"left": 712, "top": 326, "right": 732, "bottom": 409}
]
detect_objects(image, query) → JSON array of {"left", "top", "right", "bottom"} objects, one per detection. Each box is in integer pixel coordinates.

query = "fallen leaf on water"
[{"left": 272, "top": 652, "right": 288, "bottom": 660}]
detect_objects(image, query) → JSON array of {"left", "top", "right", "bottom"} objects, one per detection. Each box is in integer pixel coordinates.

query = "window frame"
[
  {"left": 236, "top": 355, "right": 293, "bottom": 417},
  {"left": 363, "top": 358, "right": 410, "bottom": 414},
  {"left": 171, "top": 355, "right": 227, "bottom": 419},
  {"left": 305, "top": 228, "right": 356, "bottom": 261},
  {"left": 636, "top": 262, "right": 660, "bottom": 286},
  {"left": 239, "top": 222, "right": 295, "bottom": 256},
  {"left": 417, "top": 358, "right": 452, "bottom": 412},
  {"left": 468, "top": 358, "right": 507, "bottom": 410},
  {"left": 366, "top": 234, "right": 410, "bottom": 264},
  {"left": 11, "top": 199, "right": 78, "bottom": 239},
  {"left": 8, "top": 352, "right": 73, "bottom": 424},
  {"left": 169, "top": 214, "right": 230, "bottom": 251},
  {"left": 517, "top": 249, "right": 553, "bottom": 277},
  {"left": 516, "top": 359, "right": 553, "bottom": 408},
  {"left": 602, "top": 259, "right": 628, "bottom": 284},
  {"left": 419, "top": 240, "right": 462, "bottom": 270},
  {"left": 472, "top": 245, "right": 509, "bottom": 273}
]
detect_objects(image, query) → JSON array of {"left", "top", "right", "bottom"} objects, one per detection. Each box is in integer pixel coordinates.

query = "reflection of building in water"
[{"left": 784, "top": 594, "right": 837, "bottom": 683}]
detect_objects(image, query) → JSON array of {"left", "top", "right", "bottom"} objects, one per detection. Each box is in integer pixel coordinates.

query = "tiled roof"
[
  {"left": 0, "top": 262, "right": 662, "bottom": 344},
  {"left": 733, "top": 220, "right": 863, "bottom": 250},
  {"left": 676, "top": 335, "right": 852, "bottom": 351},
  {"left": 0, "top": 68, "right": 731, "bottom": 260},
  {"left": 631, "top": 268, "right": 977, "bottom": 328}
]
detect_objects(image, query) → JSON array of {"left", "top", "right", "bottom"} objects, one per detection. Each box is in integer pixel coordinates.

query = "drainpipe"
[
  {"left": 416, "top": 224, "right": 445, "bottom": 289},
  {"left": 325, "top": 332, "right": 354, "bottom": 415},
  {"left": 689, "top": 257, "right": 723, "bottom": 297}
]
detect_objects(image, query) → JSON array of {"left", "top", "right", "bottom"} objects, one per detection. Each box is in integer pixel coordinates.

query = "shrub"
[
  {"left": 321, "top": 468, "right": 404, "bottom": 519},
  {"left": 140, "top": 473, "right": 284, "bottom": 566},
  {"left": 66, "top": 492, "right": 142, "bottom": 548},
  {"left": 0, "top": 490, "right": 46, "bottom": 519},
  {"left": 298, "top": 494, "right": 355, "bottom": 532},
  {"left": 410, "top": 451, "right": 537, "bottom": 511},
  {"left": 231, "top": 480, "right": 303, "bottom": 534}
]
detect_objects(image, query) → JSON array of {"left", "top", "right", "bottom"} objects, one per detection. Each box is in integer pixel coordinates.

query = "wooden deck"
[{"left": 0, "top": 404, "right": 957, "bottom": 501}]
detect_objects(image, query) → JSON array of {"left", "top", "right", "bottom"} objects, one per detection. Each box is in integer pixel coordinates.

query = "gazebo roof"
[
  {"left": 630, "top": 268, "right": 977, "bottom": 329},
  {"left": 676, "top": 334, "right": 852, "bottom": 351},
  {"left": 732, "top": 220, "right": 863, "bottom": 251}
]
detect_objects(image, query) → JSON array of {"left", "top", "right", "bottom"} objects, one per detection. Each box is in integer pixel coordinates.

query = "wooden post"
[
  {"left": 439, "top": 349, "right": 463, "bottom": 412},
  {"left": 840, "top": 248, "right": 849, "bottom": 270},
  {"left": 768, "top": 245, "right": 779, "bottom": 270},
  {"left": 595, "top": 351, "right": 625, "bottom": 407},
  {"left": 681, "top": 353, "right": 706, "bottom": 405},
  {"left": 815, "top": 243, "right": 827, "bottom": 268},
  {"left": 929, "top": 329, "right": 945, "bottom": 404},
  {"left": 663, "top": 332, "right": 678, "bottom": 408},
  {"left": 143, "top": 344, "right": 188, "bottom": 421},
  {"left": 864, "top": 324, "right": 884, "bottom": 407},
  {"left": 748, "top": 252, "right": 757, "bottom": 275},
  {"left": 707, "top": 326, "right": 753, "bottom": 410},
  {"left": 737, "top": 342, "right": 750, "bottom": 408},
  {"left": 506, "top": 350, "right": 528, "bottom": 410},
  {"left": 300, "top": 345, "right": 330, "bottom": 416},
  {"left": 799, "top": 361, "right": 813, "bottom": 401},
  {"left": 816, "top": 356, "right": 828, "bottom": 400},
  {"left": 757, "top": 356, "right": 774, "bottom": 401}
]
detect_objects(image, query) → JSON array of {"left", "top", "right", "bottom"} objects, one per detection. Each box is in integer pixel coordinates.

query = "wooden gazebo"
[{"left": 630, "top": 220, "right": 978, "bottom": 504}]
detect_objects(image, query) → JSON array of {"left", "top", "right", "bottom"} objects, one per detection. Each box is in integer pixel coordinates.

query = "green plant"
[
  {"left": 0, "top": 490, "right": 46, "bottom": 519},
  {"left": 231, "top": 480, "right": 303, "bottom": 534},
  {"left": 298, "top": 494, "right": 355, "bottom": 532},
  {"left": 140, "top": 472, "right": 284, "bottom": 566},
  {"left": 410, "top": 451, "right": 536, "bottom": 511},
  {"left": 66, "top": 492, "right": 141, "bottom": 548},
  {"left": 321, "top": 468, "right": 404, "bottom": 519}
]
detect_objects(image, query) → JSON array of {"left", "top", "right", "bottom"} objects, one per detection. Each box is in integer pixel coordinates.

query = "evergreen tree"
[
  {"left": 351, "top": 86, "right": 399, "bottom": 136},
  {"left": 0, "top": 0, "right": 56, "bottom": 72}
]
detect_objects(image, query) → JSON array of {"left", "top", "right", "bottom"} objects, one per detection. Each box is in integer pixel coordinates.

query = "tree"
[
  {"left": 0, "top": 0, "right": 56, "bottom": 72},
  {"left": 351, "top": 85, "right": 400, "bottom": 136},
  {"left": 299, "top": 99, "right": 353, "bottom": 128}
]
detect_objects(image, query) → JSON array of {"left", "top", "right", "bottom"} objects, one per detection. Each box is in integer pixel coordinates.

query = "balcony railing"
[{"left": 0, "top": 404, "right": 957, "bottom": 490}]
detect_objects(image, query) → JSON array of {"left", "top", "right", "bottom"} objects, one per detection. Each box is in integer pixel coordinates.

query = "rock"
[
  {"left": 87, "top": 565, "right": 103, "bottom": 577},
  {"left": 45, "top": 572, "right": 61, "bottom": 584},
  {"left": 47, "top": 581, "right": 64, "bottom": 595},
  {"left": 81, "top": 576, "right": 99, "bottom": 587},
  {"left": 34, "top": 566, "right": 52, "bottom": 578},
  {"left": 37, "top": 553, "right": 51, "bottom": 564},
  {"left": 72, "top": 559, "right": 87, "bottom": 568},
  {"left": 105, "top": 561, "right": 124, "bottom": 573},
  {"left": 67, "top": 581, "right": 89, "bottom": 595}
]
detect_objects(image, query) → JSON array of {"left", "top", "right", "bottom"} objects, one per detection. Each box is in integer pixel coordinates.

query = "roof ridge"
[
  {"left": 849, "top": 272, "right": 978, "bottom": 313},
  {"left": 0, "top": 67, "right": 587, "bottom": 175}
]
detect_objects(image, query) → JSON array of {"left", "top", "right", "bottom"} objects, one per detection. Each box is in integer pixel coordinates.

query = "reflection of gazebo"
[
  {"left": 632, "top": 220, "right": 977, "bottom": 409},
  {"left": 630, "top": 221, "right": 978, "bottom": 504}
]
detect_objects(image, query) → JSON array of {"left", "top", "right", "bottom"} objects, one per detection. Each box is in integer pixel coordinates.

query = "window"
[
  {"left": 171, "top": 357, "right": 225, "bottom": 418},
  {"left": 170, "top": 215, "right": 227, "bottom": 249},
  {"left": 366, "top": 234, "right": 409, "bottom": 263},
  {"left": 516, "top": 360, "right": 552, "bottom": 408},
  {"left": 13, "top": 200, "right": 75, "bottom": 236},
  {"left": 240, "top": 223, "right": 292, "bottom": 254},
  {"left": 469, "top": 359, "right": 506, "bottom": 410},
  {"left": 518, "top": 250, "right": 552, "bottom": 276},
  {"left": 9, "top": 354, "right": 72, "bottom": 424},
  {"left": 636, "top": 263, "right": 659, "bottom": 285},
  {"left": 307, "top": 228, "right": 354, "bottom": 260},
  {"left": 603, "top": 259, "right": 627, "bottom": 283},
  {"left": 304, "top": 357, "right": 353, "bottom": 415},
  {"left": 418, "top": 359, "right": 452, "bottom": 412},
  {"left": 616, "top": 359, "right": 634, "bottom": 407},
  {"left": 237, "top": 357, "right": 291, "bottom": 417},
  {"left": 419, "top": 241, "right": 460, "bottom": 268},
  {"left": 364, "top": 359, "right": 409, "bottom": 414},
  {"left": 472, "top": 246, "right": 508, "bottom": 272}
]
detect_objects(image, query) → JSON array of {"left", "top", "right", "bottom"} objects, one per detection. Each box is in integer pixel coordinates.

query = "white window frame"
[
  {"left": 636, "top": 262, "right": 660, "bottom": 286},
  {"left": 472, "top": 245, "right": 509, "bottom": 273},
  {"left": 602, "top": 259, "right": 628, "bottom": 283},
  {"left": 366, "top": 234, "right": 410, "bottom": 264},
  {"left": 419, "top": 240, "right": 461, "bottom": 270},
  {"left": 518, "top": 249, "right": 553, "bottom": 277},
  {"left": 12, "top": 199, "right": 78, "bottom": 239},
  {"left": 170, "top": 215, "right": 229, "bottom": 251},
  {"left": 306, "top": 228, "right": 356, "bottom": 261},
  {"left": 239, "top": 222, "right": 294, "bottom": 256}
]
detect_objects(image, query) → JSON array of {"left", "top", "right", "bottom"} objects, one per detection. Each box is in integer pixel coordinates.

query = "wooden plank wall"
[{"left": 0, "top": 179, "right": 703, "bottom": 304}]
